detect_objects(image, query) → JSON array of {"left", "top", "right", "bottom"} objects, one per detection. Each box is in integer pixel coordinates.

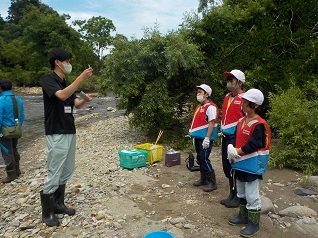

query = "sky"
[{"left": 0, "top": 0, "right": 199, "bottom": 39}]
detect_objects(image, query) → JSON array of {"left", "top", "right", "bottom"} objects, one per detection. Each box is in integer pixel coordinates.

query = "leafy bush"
[
  {"left": 268, "top": 86, "right": 318, "bottom": 175},
  {"left": 100, "top": 30, "right": 208, "bottom": 143}
]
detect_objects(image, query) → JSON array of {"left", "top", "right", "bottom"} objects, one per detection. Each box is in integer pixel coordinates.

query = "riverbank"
[
  {"left": 1, "top": 113, "right": 318, "bottom": 237},
  {"left": 13, "top": 87, "right": 98, "bottom": 96},
  {"left": 13, "top": 87, "right": 42, "bottom": 95}
]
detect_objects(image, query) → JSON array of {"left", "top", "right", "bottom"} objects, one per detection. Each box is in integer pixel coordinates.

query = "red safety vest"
[
  {"left": 221, "top": 92, "right": 245, "bottom": 135},
  {"left": 233, "top": 116, "right": 271, "bottom": 175},
  {"left": 189, "top": 101, "right": 219, "bottom": 140}
]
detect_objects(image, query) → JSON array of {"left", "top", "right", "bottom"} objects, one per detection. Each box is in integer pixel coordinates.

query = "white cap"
[
  {"left": 242, "top": 89, "right": 264, "bottom": 105},
  {"left": 196, "top": 84, "right": 212, "bottom": 96},
  {"left": 224, "top": 69, "right": 245, "bottom": 83}
]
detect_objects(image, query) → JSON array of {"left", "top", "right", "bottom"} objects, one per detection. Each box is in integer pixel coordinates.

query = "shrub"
[{"left": 268, "top": 86, "right": 318, "bottom": 175}]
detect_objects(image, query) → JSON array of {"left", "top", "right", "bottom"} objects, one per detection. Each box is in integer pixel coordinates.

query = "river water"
[{"left": 0, "top": 93, "right": 125, "bottom": 164}]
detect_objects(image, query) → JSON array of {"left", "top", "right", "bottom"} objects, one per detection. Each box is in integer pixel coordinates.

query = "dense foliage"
[
  {"left": 268, "top": 86, "right": 318, "bottom": 174},
  {"left": 101, "top": 30, "right": 207, "bottom": 147},
  {"left": 0, "top": 0, "right": 103, "bottom": 88}
]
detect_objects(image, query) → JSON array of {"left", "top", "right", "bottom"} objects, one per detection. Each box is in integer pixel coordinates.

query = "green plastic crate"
[{"left": 118, "top": 149, "right": 148, "bottom": 169}]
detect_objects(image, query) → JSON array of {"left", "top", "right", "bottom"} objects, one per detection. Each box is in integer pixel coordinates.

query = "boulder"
[{"left": 278, "top": 206, "right": 317, "bottom": 218}]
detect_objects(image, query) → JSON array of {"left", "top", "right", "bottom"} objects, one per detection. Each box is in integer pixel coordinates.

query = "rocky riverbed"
[{"left": 1, "top": 113, "right": 318, "bottom": 238}]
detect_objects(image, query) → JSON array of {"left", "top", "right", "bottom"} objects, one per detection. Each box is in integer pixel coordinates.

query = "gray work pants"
[{"left": 43, "top": 134, "right": 76, "bottom": 194}]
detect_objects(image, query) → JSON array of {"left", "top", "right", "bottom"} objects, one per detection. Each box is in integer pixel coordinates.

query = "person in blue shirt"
[{"left": 0, "top": 78, "right": 25, "bottom": 183}]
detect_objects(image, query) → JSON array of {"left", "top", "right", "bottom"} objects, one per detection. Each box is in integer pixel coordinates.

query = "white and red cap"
[
  {"left": 224, "top": 69, "right": 245, "bottom": 83},
  {"left": 242, "top": 89, "right": 264, "bottom": 105},
  {"left": 196, "top": 84, "right": 212, "bottom": 96}
]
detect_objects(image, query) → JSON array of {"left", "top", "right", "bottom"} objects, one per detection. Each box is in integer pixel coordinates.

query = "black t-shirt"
[{"left": 42, "top": 72, "right": 76, "bottom": 135}]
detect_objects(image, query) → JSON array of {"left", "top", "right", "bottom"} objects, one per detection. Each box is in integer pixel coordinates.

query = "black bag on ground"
[{"left": 185, "top": 152, "right": 200, "bottom": 172}]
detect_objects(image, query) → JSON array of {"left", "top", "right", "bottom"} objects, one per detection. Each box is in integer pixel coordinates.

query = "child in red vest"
[
  {"left": 227, "top": 89, "right": 271, "bottom": 237},
  {"left": 189, "top": 84, "right": 219, "bottom": 192},
  {"left": 220, "top": 69, "right": 246, "bottom": 208}
]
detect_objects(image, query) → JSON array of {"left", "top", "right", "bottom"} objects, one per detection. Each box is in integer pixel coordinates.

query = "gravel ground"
[{"left": 1, "top": 113, "right": 318, "bottom": 238}]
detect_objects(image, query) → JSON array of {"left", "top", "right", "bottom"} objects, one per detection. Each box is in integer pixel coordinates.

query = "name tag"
[{"left": 64, "top": 106, "right": 72, "bottom": 114}]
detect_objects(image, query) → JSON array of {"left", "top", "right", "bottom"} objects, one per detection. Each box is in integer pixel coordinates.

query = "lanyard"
[
  {"left": 241, "top": 119, "right": 247, "bottom": 129},
  {"left": 226, "top": 94, "right": 235, "bottom": 110}
]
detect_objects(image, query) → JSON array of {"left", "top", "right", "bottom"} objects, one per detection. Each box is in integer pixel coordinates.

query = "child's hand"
[
  {"left": 227, "top": 144, "right": 241, "bottom": 162},
  {"left": 202, "top": 137, "right": 210, "bottom": 149}
]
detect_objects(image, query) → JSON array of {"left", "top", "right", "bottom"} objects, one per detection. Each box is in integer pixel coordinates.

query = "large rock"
[
  {"left": 278, "top": 206, "right": 317, "bottom": 218},
  {"left": 306, "top": 176, "right": 318, "bottom": 190},
  {"left": 294, "top": 187, "right": 318, "bottom": 196},
  {"left": 294, "top": 217, "right": 318, "bottom": 237},
  {"left": 261, "top": 196, "right": 275, "bottom": 214}
]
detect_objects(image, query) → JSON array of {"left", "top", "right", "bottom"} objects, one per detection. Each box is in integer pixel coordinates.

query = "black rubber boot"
[
  {"left": 1, "top": 169, "right": 17, "bottom": 183},
  {"left": 225, "top": 179, "right": 240, "bottom": 208},
  {"left": 193, "top": 170, "right": 207, "bottom": 186},
  {"left": 16, "top": 162, "right": 21, "bottom": 177},
  {"left": 228, "top": 199, "right": 248, "bottom": 225},
  {"left": 54, "top": 184, "right": 75, "bottom": 215},
  {"left": 220, "top": 178, "right": 235, "bottom": 205},
  {"left": 203, "top": 170, "right": 217, "bottom": 192},
  {"left": 240, "top": 210, "right": 260, "bottom": 237},
  {"left": 40, "top": 191, "right": 60, "bottom": 227}
]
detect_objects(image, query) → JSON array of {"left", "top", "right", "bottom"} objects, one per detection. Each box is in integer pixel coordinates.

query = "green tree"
[
  {"left": 73, "top": 16, "right": 116, "bottom": 60},
  {"left": 100, "top": 29, "right": 206, "bottom": 145},
  {"left": 0, "top": 1, "right": 99, "bottom": 86},
  {"left": 198, "top": 0, "right": 223, "bottom": 14},
  {"left": 0, "top": 15, "right": 4, "bottom": 29},
  {"left": 7, "top": 0, "right": 54, "bottom": 24}
]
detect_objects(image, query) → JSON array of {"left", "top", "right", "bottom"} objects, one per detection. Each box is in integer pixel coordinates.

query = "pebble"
[
  {"left": 273, "top": 183, "right": 285, "bottom": 187},
  {"left": 170, "top": 217, "right": 186, "bottom": 225}
]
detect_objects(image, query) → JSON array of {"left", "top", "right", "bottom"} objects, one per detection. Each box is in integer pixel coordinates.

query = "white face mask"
[
  {"left": 226, "top": 82, "right": 237, "bottom": 91},
  {"left": 197, "top": 95, "right": 204, "bottom": 103},
  {"left": 62, "top": 63, "right": 72, "bottom": 74},
  {"left": 58, "top": 61, "right": 72, "bottom": 74}
]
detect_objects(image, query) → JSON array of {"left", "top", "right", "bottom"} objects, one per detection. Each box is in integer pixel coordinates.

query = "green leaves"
[
  {"left": 100, "top": 30, "right": 206, "bottom": 139},
  {"left": 268, "top": 86, "right": 318, "bottom": 175},
  {"left": 73, "top": 16, "right": 116, "bottom": 60},
  {"left": 0, "top": 1, "right": 99, "bottom": 86}
]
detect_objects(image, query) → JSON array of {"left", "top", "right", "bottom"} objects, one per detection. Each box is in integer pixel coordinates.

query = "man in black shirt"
[{"left": 40, "top": 48, "right": 93, "bottom": 227}]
